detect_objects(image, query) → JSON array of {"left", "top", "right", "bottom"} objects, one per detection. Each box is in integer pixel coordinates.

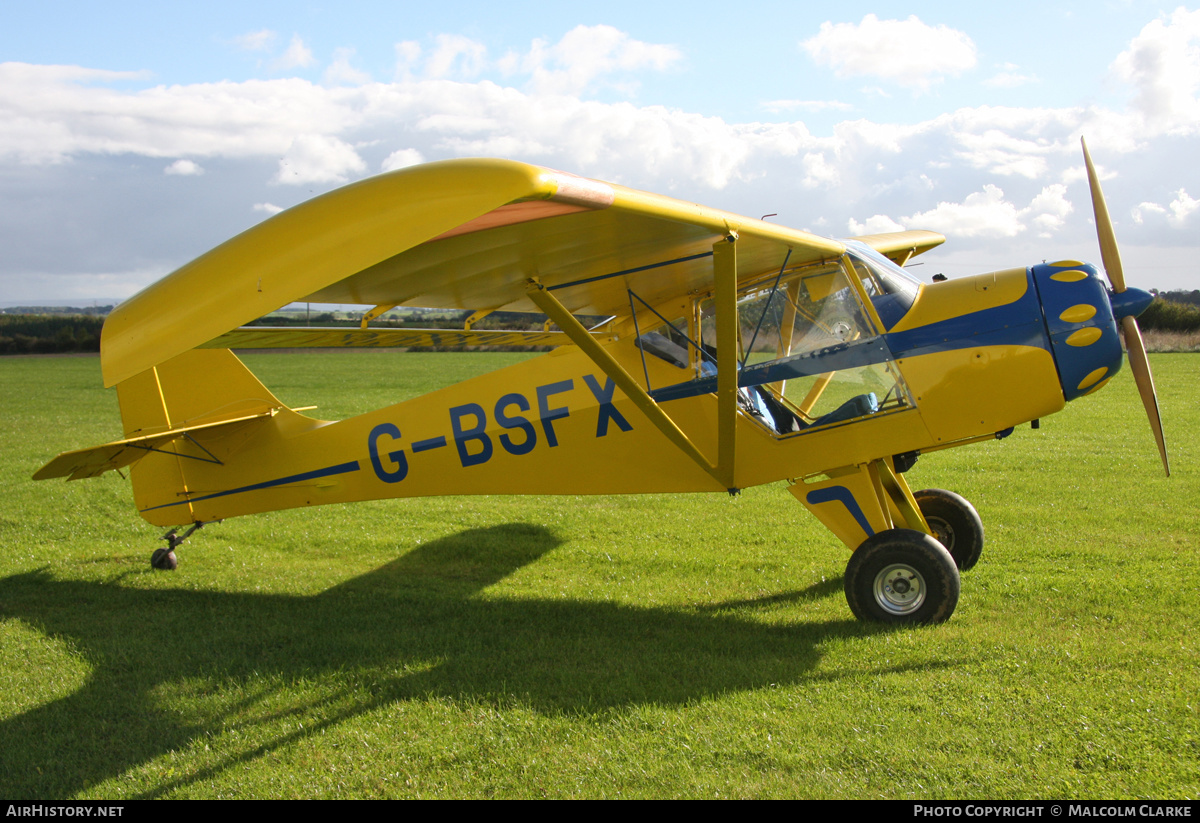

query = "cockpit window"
[
  {"left": 844, "top": 243, "right": 921, "bottom": 329},
  {"left": 685, "top": 257, "right": 913, "bottom": 437}
]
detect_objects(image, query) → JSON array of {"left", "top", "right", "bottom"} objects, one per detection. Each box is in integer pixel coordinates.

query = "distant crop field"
[{"left": 1, "top": 351, "right": 1197, "bottom": 799}]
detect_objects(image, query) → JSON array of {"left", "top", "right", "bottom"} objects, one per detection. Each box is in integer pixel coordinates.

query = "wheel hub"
[
  {"left": 873, "top": 564, "right": 926, "bottom": 614},
  {"left": 927, "top": 516, "right": 955, "bottom": 549}
]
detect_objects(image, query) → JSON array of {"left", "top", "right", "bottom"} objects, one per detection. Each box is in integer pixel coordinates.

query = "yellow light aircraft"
[{"left": 35, "top": 139, "right": 1167, "bottom": 625}]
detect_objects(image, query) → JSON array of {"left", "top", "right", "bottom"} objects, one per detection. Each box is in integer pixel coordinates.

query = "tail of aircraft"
[
  {"left": 114, "top": 347, "right": 282, "bottom": 440},
  {"left": 36, "top": 348, "right": 311, "bottom": 526},
  {"left": 120, "top": 348, "right": 301, "bottom": 524}
]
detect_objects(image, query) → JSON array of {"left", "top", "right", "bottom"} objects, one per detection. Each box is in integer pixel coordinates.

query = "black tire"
[
  {"left": 150, "top": 548, "right": 178, "bottom": 571},
  {"left": 913, "top": 488, "right": 984, "bottom": 571},
  {"left": 845, "top": 529, "right": 960, "bottom": 624}
]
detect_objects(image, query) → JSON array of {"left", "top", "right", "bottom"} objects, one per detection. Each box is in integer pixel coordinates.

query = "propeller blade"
[
  {"left": 1121, "top": 314, "right": 1170, "bottom": 476},
  {"left": 1082, "top": 136, "right": 1127, "bottom": 294}
]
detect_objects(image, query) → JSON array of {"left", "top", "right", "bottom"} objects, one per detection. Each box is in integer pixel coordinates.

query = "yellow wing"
[
  {"left": 102, "top": 158, "right": 942, "bottom": 385},
  {"left": 847, "top": 230, "right": 945, "bottom": 266}
]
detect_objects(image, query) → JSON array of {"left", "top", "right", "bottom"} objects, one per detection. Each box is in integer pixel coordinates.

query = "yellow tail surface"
[{"left": 115, "top": 348, "right": 307, "bottom": 526}]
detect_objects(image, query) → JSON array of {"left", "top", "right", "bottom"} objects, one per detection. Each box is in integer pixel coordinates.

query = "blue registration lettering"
[
  {"left": 368, "top": 423, "right": 408, "bottom": 483},
  {"left": 495, "top": 393, "right": 537, "bottom": 455},
  {"left": 450, "top": 403, "right": 493, "bottom": 467},
  {"left": 536, "top": 380, "right": 573, "bottom": 447},
  {"left": 582, "top": 374, "right": 632, "bottom": 437}
]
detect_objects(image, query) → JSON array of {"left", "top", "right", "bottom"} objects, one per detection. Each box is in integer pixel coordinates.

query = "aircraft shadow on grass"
[{"left": 0, "top": 523, "right": 945, "bottom": 798}]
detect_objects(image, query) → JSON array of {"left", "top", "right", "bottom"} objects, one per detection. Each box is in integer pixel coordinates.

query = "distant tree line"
[
  {"left": 1152, "top": 289, "right": 1200, "bottom": 307},
  {"left": 1140, "top": 296, "right": 1200, "bottom": 333},
  {"left": 244, "top": 309, "right": 563, "bottom": 331},
  {"left": 3, "top": 295, "right": 1194, "bottom": 358},
  {"left": 0, "top": 314, "right": 105, "bottom": 354},
  {"left": 1, "top": 305, "right": 113, "bottom": 316},
  {"left": 0, "top": 309, "right": 596, "bottom": 356}
]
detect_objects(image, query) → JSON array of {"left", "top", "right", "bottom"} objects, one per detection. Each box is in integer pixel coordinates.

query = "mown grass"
[{"left": 1, "top": 352, "right": 1197, "bottom": 799}]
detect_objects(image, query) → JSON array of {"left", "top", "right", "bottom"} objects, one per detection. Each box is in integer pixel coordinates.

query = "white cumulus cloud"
[
  {"left": 983, "top": 64, "right": 1039, "bottom": 89},
  {"left": 1026, "top": 184, "right": 1074, "bottom": 237},
  {"left": 1130, "top": 188, "right": 1199, "bottom": 227},
  {"left": 394, "top": 41, "right": 422, "bottom": 80},
  {"left": 273, "top": 134, "right": 365, "bottom": 185},
  {"left": 271, "top": 35, "right": 316, "bottom": 71},
  {"left": 1169, "top": 188, "right": 1199, "bottom": 225},
  {"left": 1111, "top": 7, "right": 1200, "bottom": 127},
  {"left": 517, "top": 24, "right": 681, "bottom": 96},
  {"left": 802, "top": 14, "right": 976, "bottom": 92},
  {"left": 952, "top": 126, "right": 1057, "bottom": 179},
  {"left": 847, "top": 214, "right": 906, "bottom": 235},
  {"left": 4, "top": 20, "right": 1200, "bottom": 301},
  {"left": 903, "top": 184, "right": 1024, "bottom": 238},
  {"left": 235, "top": 29, "right": 276, "bottom": 53},
  {"left": 1131, "top": 201, "right": 1167, "bottom": 224},
  {"left": 425, "top": 34, "right": 487, "bottom": 79},
  {"left": 324, "top": 48, "right": 372, "bottom": 87},
  {"left": 381, "top": 148, "right": 424, "bottom": 171},
  {"left": 900, "top": 183, "right": 1076, "bottom": 239},
  {"left": 762, "top": 99, "right": 853, "bottom": 114},
  {"left": 164, "top": 159, "right": 203, "bottom": 176}
]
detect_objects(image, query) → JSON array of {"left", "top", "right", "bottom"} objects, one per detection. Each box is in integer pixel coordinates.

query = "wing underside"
[{"left": 101, "top": 158, "right": 943, "bottom": 381}]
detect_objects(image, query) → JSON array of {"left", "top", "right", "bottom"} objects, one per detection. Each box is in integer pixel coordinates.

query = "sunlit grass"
[{"left": 0, "top": 352, "right": 1196, "bottom": 799}]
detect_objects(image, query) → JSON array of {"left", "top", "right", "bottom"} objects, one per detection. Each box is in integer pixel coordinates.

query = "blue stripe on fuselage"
[
  {"left": 650, "top": 272, "right": 1049, "bottom": 404},
  {"left": 883, "top": 270, "right": 1049, "bottom": 359},
  {"left": 139, "top": 460, "right": 362, "bottom": 512}
]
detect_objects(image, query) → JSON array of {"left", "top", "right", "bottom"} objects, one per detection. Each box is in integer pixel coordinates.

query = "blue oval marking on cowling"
[{"left": 1029, "top": 262, "right": 1124, "bottom": 402}]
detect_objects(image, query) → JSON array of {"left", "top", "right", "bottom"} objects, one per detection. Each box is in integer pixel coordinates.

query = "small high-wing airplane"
[{"left": 35, "top": 139, "right": 1167, "bottom": 625}]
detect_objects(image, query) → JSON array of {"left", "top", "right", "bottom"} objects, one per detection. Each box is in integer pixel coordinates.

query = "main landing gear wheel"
[
  {"left": 845, "top": 529, "right": 960, "bottom": 625},
  {"left": 913, "top": 488, "right": 984, "bottom": 571}
]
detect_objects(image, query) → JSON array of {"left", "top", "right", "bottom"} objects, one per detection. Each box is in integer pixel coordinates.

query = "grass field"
[{"left": 1, "top": 351, "right": 1196, "bottom": 799}]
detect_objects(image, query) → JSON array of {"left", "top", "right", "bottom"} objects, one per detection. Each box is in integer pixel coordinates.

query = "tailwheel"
[
  {"left": 913, "top": 488, "right": 984, "bottom": 571},
  {"left": 149, "top": 521, "right": 208, "bottom": 571},
  {"left": 845, "top": 529, "right": 960, "bottom": 624},
  {"left": 150, "top": 548, "right": 178, "bottom": 571}
]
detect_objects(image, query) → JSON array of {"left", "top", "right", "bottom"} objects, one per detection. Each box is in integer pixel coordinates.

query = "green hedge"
[
  {"left": 1139, "top": 298, "right": 1200, "bottom": 333},
  {"left": 0, "top": 315, "right": 104, "bottom": 354}
]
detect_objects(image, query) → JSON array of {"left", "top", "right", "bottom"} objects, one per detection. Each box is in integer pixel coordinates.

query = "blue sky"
[{"left": 2, "top": 1, "right": 1198, "bottom": 301}]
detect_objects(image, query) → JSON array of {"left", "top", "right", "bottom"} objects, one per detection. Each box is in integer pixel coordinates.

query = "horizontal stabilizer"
[
  {"left": 202, "top": 326, "right": 603, "bottom": 350},
  {"left": 33, "top": 410, "right": 277, "bottom": 481}
]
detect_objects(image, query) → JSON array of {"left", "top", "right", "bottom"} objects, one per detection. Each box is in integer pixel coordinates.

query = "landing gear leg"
[{"left": 150, "top": 521, "right": 208, "bottom": 570}]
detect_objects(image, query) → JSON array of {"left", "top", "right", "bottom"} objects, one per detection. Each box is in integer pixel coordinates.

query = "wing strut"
[
  {"left": 713, "top": 234, "right": 738, "bottom": 490},
  {"left": 526, "top": 234, "right": 741, "bottom": 491},
  {"left": 527, "top": 284, "right": 724, "bottom": 491}
]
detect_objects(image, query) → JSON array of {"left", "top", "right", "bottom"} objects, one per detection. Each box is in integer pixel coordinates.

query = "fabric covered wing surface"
[{"left": 101, "top": 157, "right": 847, "bottom": 385}]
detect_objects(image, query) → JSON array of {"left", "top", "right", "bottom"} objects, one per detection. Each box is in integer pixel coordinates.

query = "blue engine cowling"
[{"left": 1029, "top": 261, "right": 1127, "bottom": 401}]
